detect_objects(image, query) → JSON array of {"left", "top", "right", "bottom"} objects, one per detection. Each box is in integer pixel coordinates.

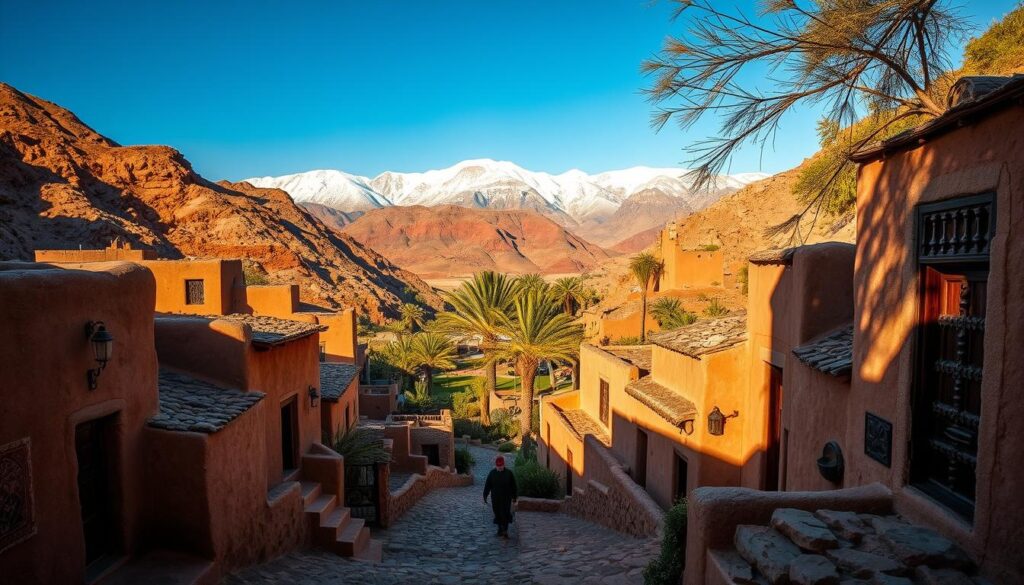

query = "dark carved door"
[
  {"left": 911, "top": 194, "right": 993, "bottom": 521},
  {"left": 766, "top": 365, "right": 783, "bottom": 491},
  {"left": 281, "top": 398, "right": 299, "bottom": 473},
  {"left": 635, "top": 429, "right": 648, "bottom": 488},
  {"left": 76, "top": 416, "right": 117, "bottom": 568}
]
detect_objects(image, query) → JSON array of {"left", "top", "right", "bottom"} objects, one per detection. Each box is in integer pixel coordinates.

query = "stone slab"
[
  {"left": 826, "top": 548, "right": 907, "bottom": 578},
  {"left": 735, "top": 525, "right": 802, "bottom": 585},
  {"left": 772, "top": 509, "right": 840, "bottom": 552},
  {"left": 789, "top": 554, "right": 840, "bottom": 585},
  {"left": 816, "top": 510, "right": 872, "bottom": 543}
]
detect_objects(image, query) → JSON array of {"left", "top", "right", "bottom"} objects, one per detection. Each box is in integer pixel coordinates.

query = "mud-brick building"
[
  {"left": 0, "top": 262, "right": 377, "bottom": 585},
  {"left": 685, "top": 76, "right": 1024, "bottom": 584}
]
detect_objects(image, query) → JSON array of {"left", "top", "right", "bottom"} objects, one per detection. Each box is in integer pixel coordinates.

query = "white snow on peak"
[{"left": 242, "top": 160, "right": 769, "bottom": 222}]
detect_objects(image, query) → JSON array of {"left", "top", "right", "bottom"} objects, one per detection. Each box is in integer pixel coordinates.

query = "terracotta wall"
[
  {"left": 843, "top": 107, "right": 1024, "bottom": 583},
  {"left": 381, "top": 466, "right": 473, "bottom": 528},
  {"left": 322, "top": 378, "right": 360, "bottom": 442},
  {"left": 579, "top": 344, "right": 637, "bottom": 445},
  {"left": 598, "top": 311, "right": 660, "bottom": 342},
  {"left": 141, "top": 259, "right": 243, "bottom": 315},
  {"left": 409, "top": 426, "right": 455, "bottom": 469},
  {"left": 0, "top": 262, "right": 158, "bottom": 584},
  {"left": 359, "top": 385, "right": 397, "bottom": 421},
  {"left": 659, "top": 242, "right": 725, "bottom": 290},
  {"left": 540, "top": 392, "right": 584, "bottom": 493},
  {"left": 238, "top": 284, "right": 299, "bottom": 316},
  {"left": 382, "top": 424, "right": 429, "bottom": 474},
  {"left": 34, "top": 247, "right": 156, "bottom": 262},
  {"left": 313, "top": 310, "right": 358, "bottom": 363}
]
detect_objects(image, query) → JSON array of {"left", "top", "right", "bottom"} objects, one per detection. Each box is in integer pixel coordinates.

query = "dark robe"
[{"left": 483, "top": 468, "right": 518, "bottom": 529}]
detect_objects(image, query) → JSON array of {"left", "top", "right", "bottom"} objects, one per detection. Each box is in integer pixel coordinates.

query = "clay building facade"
[
  {"left": 658, "top": 222, "right": 726, "bottom": 291},
  {"left": 684, "top": 76, "right": 1024, "bottom": 584}
]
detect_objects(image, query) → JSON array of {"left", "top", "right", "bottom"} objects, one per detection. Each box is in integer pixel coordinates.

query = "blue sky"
[{"left": 1, "top": 1, "right": 1017, "bottom": 180}]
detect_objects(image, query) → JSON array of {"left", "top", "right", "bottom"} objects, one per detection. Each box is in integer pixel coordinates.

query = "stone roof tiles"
[
  {"left": 602, "top": 346, "right": 652, "bottom": 373},
  {"left": 792, "top": 325, "right": 854, "bottom": 377},
  {"left": 220, "top": 314, "right": 326, "bottom": 346},
  {"left": 748, "top": 248, "right": 796, "bottom": 266},
  {"left": 149, "top": 370, "right": 264, "bottom": 433},
  {"left": 625, "top": 376, "right": 698, "bottom": 428},
  {"left": 319, "top": 363, "right": 360, "bottom": 402},
  {"left": 649, "top": 313, "right": 748, "bottom": 359},
  {"left": 557, "top": 408, "right": 610, "bottom": 446}
]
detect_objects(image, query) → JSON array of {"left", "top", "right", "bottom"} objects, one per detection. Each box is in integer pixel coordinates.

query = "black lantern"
[
  {"left": 707, "top": 406, "right": 739, "bottom": 436},
  {"left": 86, "top": 321, "right": 114, "bottom": 390},
  {"left": 308, "top": 385, "right": 320, "bottom": 408}
]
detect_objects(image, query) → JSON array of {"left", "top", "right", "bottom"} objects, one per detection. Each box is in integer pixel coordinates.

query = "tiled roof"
[
  {"left": 792, "top": 325, "right": 854, "bottom": 377},
  {"left": 625, "top": 376, "right": 697, "bottom": 428},
  {"left": 602, "top": 346, "right": 652, "bottom": 373},
  {"left": 221, "top": 314, "right": 326, "bottom": 346},
  {"left": 748, "top": 248, "right": 796, "bottom": 266},
  {"left": 320, "top": 363, "right": 360, "bottom": 402},
  {"left": 149, "top": 370, "right": 264, "bottom": 433},
  {"left": 649, "top": 313, "right": 748, "bottom": 358},
  {"left": 557, "top": 408, "right": 610, "bottom": 446}
]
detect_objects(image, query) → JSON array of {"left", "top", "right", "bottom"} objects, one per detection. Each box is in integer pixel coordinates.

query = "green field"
[{"left": 431, "top": 373, "right": 562, "bottom": 408}]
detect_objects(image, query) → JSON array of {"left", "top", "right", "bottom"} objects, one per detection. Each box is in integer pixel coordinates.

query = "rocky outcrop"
[
  {"left": 342, "top": 204, "right": 610, "bottom": 278},
  {"left": 0, "top": 83, "right": 440, "bottom": 321}
]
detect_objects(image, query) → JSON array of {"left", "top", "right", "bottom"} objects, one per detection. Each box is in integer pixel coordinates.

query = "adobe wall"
[
  {"left": 313, "top": 310, "right": 358, "bottom": 363},
  {"left": 154, "top": 317, "right": 251, "bottom": 389},
  {"left": 540, "top": 392, "right": 584, "bottom": 492},
  {"left": 141, "top": 259, "right": 243, "bottom": 315},
  {"left": 0, "top": 262, "right": 158, "bottom": 584},
  {"left": 848, "top": 106, "right": 1024, "bottom": 583},
  {"left": 322, "top": 377, "right": 360, "bottom": 441},
  {"left": 578, "top": 344, "right": 638, "bottom": 444},
  {"left": 381, "top": 466, "right": 473, "bottom": 528},
  {"left": 34, "top": 247, "right": 157, "bottom": 262},
  {"left": 246, "top": 334, "right": 322, "bottom": 488},
  {"left": 409, "top": 426, "right": 455, "bottom": 470},
  {"left": 237, "top": 284, "right": 299, "bottom": 316},
  {"left": 359, "top": 385, "right": 397, "bottom": 421},
  {"left": 563, "top": 435, "right": 664, "bottom": 539},
  {"left": 382, "top": 424, "right": 429, "bottom": 474},
  {"left": 598, "top": 310, "right": 659, "bottom": 342},
  {"left": 660, "top": 245, "right": 725, "bottom": 291}
]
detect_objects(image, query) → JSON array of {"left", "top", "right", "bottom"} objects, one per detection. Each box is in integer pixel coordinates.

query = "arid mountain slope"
[
  {"left": 342, "top": 205, "right": 611, "bottom": 278},
  {"left": 301, "top": 202, "right": 364, "bottom": 231},
  {"left": 0, "top": 83, "right": 440, "bottom": 321}
]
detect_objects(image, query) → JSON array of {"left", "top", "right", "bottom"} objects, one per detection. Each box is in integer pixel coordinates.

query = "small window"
[
  {"left": 319, "top": 342, "right": 327, "bottom": 362},
  {"left": 599, "top": 378, "right": 610, "bottom": 426},
  {"left": 185, "top": 279, "right": 205, "bottom": 305}
]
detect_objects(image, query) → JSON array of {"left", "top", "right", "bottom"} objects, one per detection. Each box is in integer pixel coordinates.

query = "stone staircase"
[{"left": 301, "top": 480, "right": 381, "bottom": 562}]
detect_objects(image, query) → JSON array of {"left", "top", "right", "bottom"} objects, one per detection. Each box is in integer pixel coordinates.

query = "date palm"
[
  {"left": 515, "top": 273, "right": 547, "bottom": 293},
  {"left": 551, "top": 276, "right": 587, "bottom": 316},
  {"left": 629, "top": 252, "right": 662, "bottom": 342},
  {"left": 399, "top": 303, "right": 426, "bottom": 333},
  {"left": 435, "top": 271, "right": 517, "bottom": 424},
  {"left": 410, "top": 332, "right": 458, "bottom": 395},
  {"left": 493, "top": 288, "right": 583, "bottom": 438},
  {"left": 377, "top": 335, "right": 419, "bottom": 391}
]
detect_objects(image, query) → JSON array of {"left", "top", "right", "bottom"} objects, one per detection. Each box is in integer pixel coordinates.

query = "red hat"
[{"left": 495, "top": 455, "right": 505, "bottom": 467}]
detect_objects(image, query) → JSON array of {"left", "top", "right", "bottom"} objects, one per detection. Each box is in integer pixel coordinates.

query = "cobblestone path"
[{"left": 225, "top": 446, "right": 660, "bottom": 584}]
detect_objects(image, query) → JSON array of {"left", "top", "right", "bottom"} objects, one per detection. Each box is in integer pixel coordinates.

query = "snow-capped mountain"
[{"left": 243, "top": 160, "right": 769, "bottom": 246}]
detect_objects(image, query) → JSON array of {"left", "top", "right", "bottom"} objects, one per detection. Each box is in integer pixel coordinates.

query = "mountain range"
[
  {"left": 0, "top": 83, "right": 441, "bottom": 321},
  {"left": 244, "top": 161, "right": 768, "bottom": 247}
]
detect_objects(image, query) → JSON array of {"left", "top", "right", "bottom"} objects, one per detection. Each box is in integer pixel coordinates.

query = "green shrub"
[
  {"left": 452, "top": 389, "right": 480, "bottom": 419},
  {"left": 699, "top": 244, "right": 720, "bottom": 252},
  {"left": 403, "top": 380, "right": 438, "bottom": 413},
  {"left": 737, "top": 266, "right": 749, "bottom": 295},
  {"left": 487, "top": 408, "right": 518, "bottom": 442},
  {"left": 710, "top": 280, "right": 720, "bottom": 286},
  {"left": 513, "top": 460, "right": 562, "bottom": 499},
  {"left": 611, "top": 335, "right": 641, "bottom": 346},
  {"left": 515, "top": 434, "right": 537, "bottom": 465},
  {"left": 329, "top": 426, "right": 390, "bottom": 465},
  {"left": 453, "top": 418, "right": 487, "bottom": 440},
  {"left": 242, "top": 263, "right": 269, "bottom": 285},
  {"left": 702, "top": 298, "right": 730, "bottom": 318},
  {"left": 454, "top": 447, "right": 475, "bottom": 474},
  {"left": 643, "top": 499, "right": 688, "bottom": 585},
  {"left": 497, "top": 442, "right": 518, "bottom": 453},
  {"left": 695, "top": 293, "right": 710, "bottom": 302}
]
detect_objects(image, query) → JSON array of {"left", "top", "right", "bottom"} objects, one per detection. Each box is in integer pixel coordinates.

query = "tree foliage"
[
  {"left": 644, "top": 0, "right": 968, "bottom": 233},
  {"left": 650, "top": 297, "right": 698, "bottom": 329},
  {"left": 629, "top": 252, "right": 663, "bottom": 342}
]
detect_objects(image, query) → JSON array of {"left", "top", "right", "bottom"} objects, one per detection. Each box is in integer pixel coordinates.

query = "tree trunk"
[
  {"left": 547, "top": 360, "right": 557, "bottom": 391},
  {"left": 482, "top": 359, "right": 495, "bottom": 426},
  {"left": 423, "top": 367, "right": 433, "bottom": 396},
  {"left": 572, "top": 358, "right": 580, "bottom": 390},
  {"left": 640, "top": 291, "right": 648, "bottom": 342},
  {"left": 518, "top": 359, "right": 538, "bottom": 439}
]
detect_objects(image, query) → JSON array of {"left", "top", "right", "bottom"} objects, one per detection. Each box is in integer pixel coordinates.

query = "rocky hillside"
[
  {"left": 342, "top": 205, "right": 611, "bottom": 278},
  {"left": 0, "top": 83, "right": 441, "bottom": 321}
]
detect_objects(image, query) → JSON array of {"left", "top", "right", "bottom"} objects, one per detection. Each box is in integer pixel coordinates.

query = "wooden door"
[
  {"left": 674, "top": 452, "right": 688, "bottom": 503},
  {"left": 422, "top": 444, "right": 441, "bottom": 466},
  {"left": 76, "top": 416, "right": 117, "bottom": 568},
  {"left": 635, "top": 429, "right": 648, "bottom": 488},
  {"left": 281, "top": 398, "right": 299, "bottom": 473},
  {"left": 765, "top": 365, "right": 783, "bottom": 490},
  {"left": 566, "top": 449, "right": 574, "bottom": 495}
]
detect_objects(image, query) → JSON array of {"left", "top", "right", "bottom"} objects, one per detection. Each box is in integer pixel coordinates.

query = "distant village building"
[{"left": 545, "top": 76, "right": 1024, "bottom": 585}]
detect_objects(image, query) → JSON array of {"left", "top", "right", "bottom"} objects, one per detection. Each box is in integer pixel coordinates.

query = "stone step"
[
  {"left": 304, "top": 493, "right": 337, "bottom": 517},
  {"left": 317, "top": 507, "right": 352, "bottom": 542},
  {"left": 335, "top": 518, "right": 370, "bottom": 556},
  {"left": 300, "top": 481, "right": 322, "bottom": 507}
]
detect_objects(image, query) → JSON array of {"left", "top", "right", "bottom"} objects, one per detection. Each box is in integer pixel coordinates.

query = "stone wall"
[
  {"left": 562, "top": 435, "right": 664, "bottom": 539},
  {"left": 379, "top": 467, "right": 473, "bottom": 528}
]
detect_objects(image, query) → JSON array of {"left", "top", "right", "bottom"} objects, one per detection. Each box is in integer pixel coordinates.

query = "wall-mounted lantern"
[
  {"left": 679, "top": 420, "right": 695, "bottom": 436},
  {"left": 86, "top": 321, "right": 114, "bottom": 390},
  {"left": 707, "top": 406, "right": 739, "bottom": 436},
  {"left": 308, "top": 385, "right": 320, "bottom": 408}
]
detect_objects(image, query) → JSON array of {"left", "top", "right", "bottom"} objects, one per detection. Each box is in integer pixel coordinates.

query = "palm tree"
[
  {"left": 650, "top": 297, "right": 698, "bottom": 330},
  {"left": 378, "top": 335, "right": 419, "bottom": 391},
  {"left": 435, "top": 271, "right": 517, "bottom": 425},
  {"left": 629, "top": 252, "right": 662, "bottom": 342},
  {"left": 494, "top": 288, "right": 583, "bottom": 438},
  {"left": 515, "top": 273, "right": 547, "bottom": 293},
  {"left": 550, "top": 275, "right": 587, "bottom": 389},
  {"left": 550, "top": 276, "right": 586, "bottom": 316},
  {"left": 410, "top": 332, "right": 458, "bottom": 394},
  {"left": 399, "top": 303, "right": 426, "bottom": 333}
]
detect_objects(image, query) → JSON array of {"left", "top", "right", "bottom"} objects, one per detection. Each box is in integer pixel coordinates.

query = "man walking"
[{"left": 483, "top": 455, "right": 517, "bottom": 538}]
